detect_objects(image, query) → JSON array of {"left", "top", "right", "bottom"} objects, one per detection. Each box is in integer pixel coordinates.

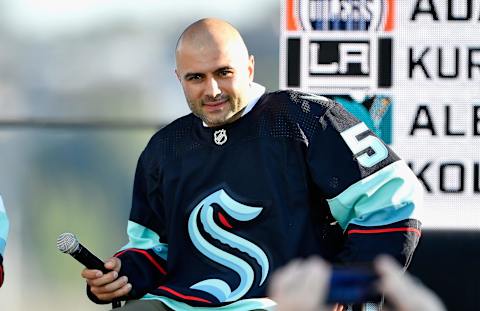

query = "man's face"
[{"left": 175, "top": 41, "right": 254, "bottom": 127}]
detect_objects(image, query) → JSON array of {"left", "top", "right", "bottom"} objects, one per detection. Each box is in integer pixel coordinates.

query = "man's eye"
[
  {"left": 219, "top": 70, "right": 233, "bottom": 77},
  {"left": 187, "top": 75, "right": 202, "bottom": 81}
]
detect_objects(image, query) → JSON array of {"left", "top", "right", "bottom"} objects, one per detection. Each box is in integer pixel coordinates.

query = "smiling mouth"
[{"left": 203, "top": 99, "right": 228, "bottom": 112}]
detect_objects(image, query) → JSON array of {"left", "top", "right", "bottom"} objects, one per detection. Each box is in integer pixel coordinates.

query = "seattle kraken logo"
[{"left": 187, "top": 189, "right": 269, "bottom": 302}]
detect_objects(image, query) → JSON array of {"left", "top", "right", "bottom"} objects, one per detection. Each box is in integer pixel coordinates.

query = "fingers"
[
  {"left": 85, "top": 270, "right": 119, "bottom": 287},
  {"left": 374, "top": 255, "right": 446, "bottom": 311},
  {"left": 104, "top": 257, "right": 121, "bottom": 272},
  {"left": 374, "top": 255, "right": 413, "bottom": 309},
  {"left": 91, "top": 283, "right": 132, "bottom": 302},
  {"left": 268, "top": 258, "right": 302, "bottom": 296},
  {"left": 375, "top": 255, "right": 403, "bottom": 276},
  {"left": 95, "top": 275, "right": 128, "bottom": 294},
  {"left": 268, "top": 256, "right": 331, "bottom": 311},
  {"left": 80, "top": 257, "right": 130, "bottom": 302},
  {"left": 298, "top": 256, "right": 331, "bottom": 304},
  {"left": 269, "top": 258, "right": 308, "bottom": 302},
  {"left": 80, "top": 257, "right": 122, "bottom": 281},
  {"left": 81, "top": 267, "right": 103, "bottom": 280},
  {"left": 90, "top": 275, "right": 132, "bottom": 301},
  {"left": 330, "top": 303, "right": 345, "bottom": 311}
]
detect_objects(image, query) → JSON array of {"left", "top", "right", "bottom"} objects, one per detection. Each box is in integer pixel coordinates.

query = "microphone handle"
[
  {"left": 72, "top": 243, "right": 109, "bottom": 273},
  {"left": 73, "top": 243, "right": 121, "bottom": 308}
]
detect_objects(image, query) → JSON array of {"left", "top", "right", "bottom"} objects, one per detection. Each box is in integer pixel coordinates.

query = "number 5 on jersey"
[{"left": 340, "top": 122, "right": 388, "bottom": 168}]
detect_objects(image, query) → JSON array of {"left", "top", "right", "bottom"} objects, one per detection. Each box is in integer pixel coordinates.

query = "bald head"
[
  {"left": 174, "top": 18, "right": 255, "bottom": 127},
  {"left": 175, "top": 18, "right": 250, "bottom": 66}
]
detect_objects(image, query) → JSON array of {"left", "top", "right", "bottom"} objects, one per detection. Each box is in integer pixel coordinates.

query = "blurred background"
[{"left": 0, "top": 0, "right": 279, "bottom": 309}]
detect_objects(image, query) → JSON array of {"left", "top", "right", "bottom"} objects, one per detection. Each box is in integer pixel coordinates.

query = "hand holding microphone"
[{"left": 57, "top": 233, "right": 131, "bottom": 305}]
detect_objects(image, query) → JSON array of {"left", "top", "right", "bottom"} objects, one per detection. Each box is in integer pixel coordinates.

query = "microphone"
[
  {"left": 57, "top": 232, "right": 121, "bottom": 308},
  {"left": 57, "top": 232, "right": 108, "bottom": 272}
]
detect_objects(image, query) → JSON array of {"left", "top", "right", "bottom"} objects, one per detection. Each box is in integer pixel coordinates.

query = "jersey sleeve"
[
  {"left": 87, "top": 151, "right": 169, "bottom": 303},
  {"left": 0, "top": 195, "right": 8, "bottom": 287},
  {"left": 308, "top": 102, "right": 422, "bottom": 266}
]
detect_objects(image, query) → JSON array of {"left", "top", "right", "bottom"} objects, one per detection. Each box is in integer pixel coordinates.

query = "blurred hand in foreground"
[
  {"left": 375, "top": 255, "right": 446, "bottom": 311},
  {"left": 268, "top": 255, "right": 446, "bottom": 311},
  {"left": 268, "top": 256, "right": 343, "bottom": 311}
]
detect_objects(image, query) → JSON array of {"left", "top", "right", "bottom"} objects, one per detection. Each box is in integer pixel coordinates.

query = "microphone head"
[{"left": 57, "top": 232, "right": 79, "bottom": 254}]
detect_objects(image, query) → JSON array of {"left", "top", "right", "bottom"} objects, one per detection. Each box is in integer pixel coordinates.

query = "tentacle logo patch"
[{"left": 187, "top": 189, "right": 269, "bottom": 302}]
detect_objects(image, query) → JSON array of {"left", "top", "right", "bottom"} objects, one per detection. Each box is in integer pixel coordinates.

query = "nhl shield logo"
[{"left": 214, "top": 129, "right": 227, "bottom": 145}]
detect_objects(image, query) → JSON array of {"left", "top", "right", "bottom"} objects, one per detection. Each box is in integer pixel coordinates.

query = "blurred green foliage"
[{"left": 24, "top": 129, "right": 156, "bottom": 285}]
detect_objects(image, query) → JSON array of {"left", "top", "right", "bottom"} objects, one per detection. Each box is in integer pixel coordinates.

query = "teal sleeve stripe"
[
  {"left": 0, "top": 196, "right": 9, "bottom": 254},
  {"left": 327, "top": 160, "right": 423, "bottom": 230},
  {"left": 348, "top": 202, "right": 415, "bottom": 228},
  {"left": 140, "top": 295, "right": 276, "bottom": 311},
  {"left": 120, "top": 220, "right": 168, "bottom": 260},
  {"left": 0, "top": 239, "right": 5, "bottom": 256},
  {"left": 0, "top": 214, "right": 8, "bottom": 243}
]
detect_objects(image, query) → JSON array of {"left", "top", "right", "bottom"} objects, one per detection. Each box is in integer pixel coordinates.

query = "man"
[
  {"left": 81, "top": 18, "right": 422, "bottom": 311},
  {"left": 0, "top": 195, "right": 9, "bottom": 288}
]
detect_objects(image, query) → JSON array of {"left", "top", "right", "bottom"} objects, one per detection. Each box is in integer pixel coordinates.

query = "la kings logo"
[
  {"left": 281, "top": 0, "right": 394, "bottom": 91},
  {"left": 281, "top": 0, "right": 395, "bottom": 144},
  {"left": 291, "top": 0, "right": 394, "bottom": 32},
  {"left": 187, "top": 189, "right": 269, "bottom": 302}
]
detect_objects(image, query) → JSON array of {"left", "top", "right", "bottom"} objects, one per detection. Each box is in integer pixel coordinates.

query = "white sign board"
[{"left": 280, "top": 0, "right": 480, "bottom": 229}]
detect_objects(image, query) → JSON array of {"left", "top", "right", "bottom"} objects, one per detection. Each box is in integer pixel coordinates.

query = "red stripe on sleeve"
[
  {"left": 347, "top": 227, "right": 421, "bottom": 236},
  {"left": 115, "top": 248, "right": 166, "bottom": 275},
  {"left": 158, "top": 286, "right": 212, "bottom": 304}
]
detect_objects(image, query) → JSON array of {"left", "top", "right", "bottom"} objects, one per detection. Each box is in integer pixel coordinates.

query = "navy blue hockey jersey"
[{"left": 102, "top": 90, "right": 422, "bottom": 310}]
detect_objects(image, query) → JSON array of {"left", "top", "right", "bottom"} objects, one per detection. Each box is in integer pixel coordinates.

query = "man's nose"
[{"left": 204, "top": 77, "right": 221, "bottom": 99}]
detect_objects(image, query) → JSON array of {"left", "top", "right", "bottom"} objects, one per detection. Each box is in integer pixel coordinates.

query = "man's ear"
[
  {"left": 248, "top": 55, "right": 255, "bottom": 82},
  {"left": 175, "top": 69, "right": 181, "bottom": 82}
]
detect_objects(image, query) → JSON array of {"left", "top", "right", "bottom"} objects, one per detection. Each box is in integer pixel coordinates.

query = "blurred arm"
[{"left": 0, "top": 195, "right": 9, "bottom": 287}]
